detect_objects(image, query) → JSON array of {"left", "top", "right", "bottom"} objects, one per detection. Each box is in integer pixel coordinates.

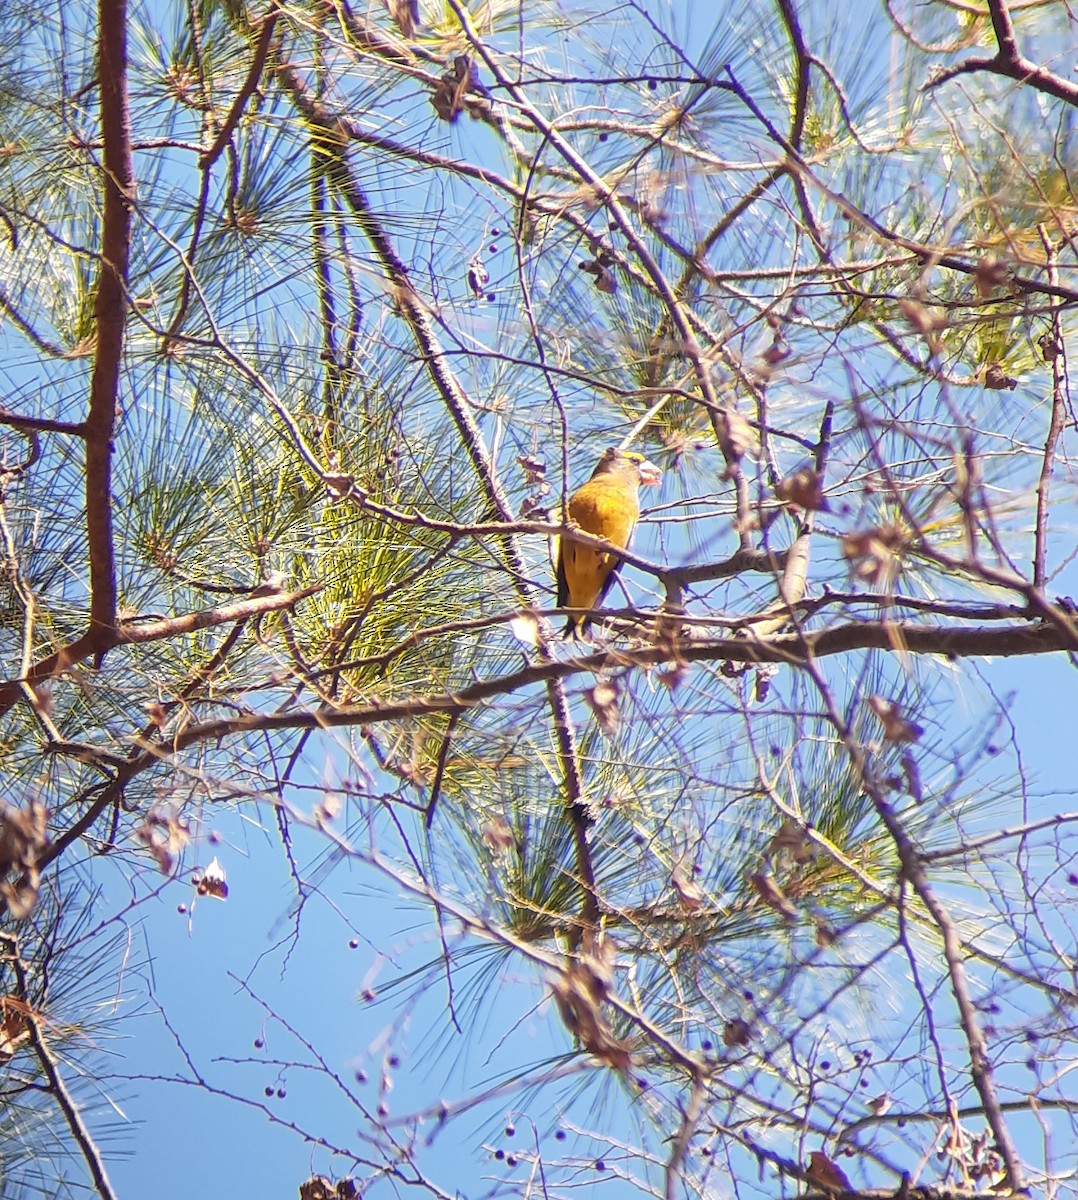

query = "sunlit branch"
[
  {"left": 117, "top": 615, "right": 1075, "bottom": 760},
  {"left": 923, "top": 0, "right": 1078, "bottom": 107}
]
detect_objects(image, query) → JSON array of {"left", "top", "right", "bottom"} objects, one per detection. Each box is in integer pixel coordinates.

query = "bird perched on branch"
[{"left": 556, "top": 448, "right": 661, "bottom": 636}]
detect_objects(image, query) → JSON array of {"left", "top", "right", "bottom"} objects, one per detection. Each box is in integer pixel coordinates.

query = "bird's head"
[{"left": 594, "top": 448, "right": 662, "bottom": 488}]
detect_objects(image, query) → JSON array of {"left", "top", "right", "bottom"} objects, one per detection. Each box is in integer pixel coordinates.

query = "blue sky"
[
  {"left": 105, "top": 646, "right": 1078, "bottom": 1198},
  {"left": 2, "top": 0, "right": 1077, "bottom": 1196}
]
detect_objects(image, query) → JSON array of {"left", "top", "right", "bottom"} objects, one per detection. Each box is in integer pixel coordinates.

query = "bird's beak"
[{"left": 638, "top": 459, "right": 662, "bottom": 487}]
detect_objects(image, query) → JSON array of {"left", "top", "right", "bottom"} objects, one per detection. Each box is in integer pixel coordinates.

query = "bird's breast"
[{"left": 569, "top": 482, "right": 639, "bottom": 548}]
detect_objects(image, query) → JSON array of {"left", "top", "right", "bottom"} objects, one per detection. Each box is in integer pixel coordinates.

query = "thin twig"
[
  {"left": 1032, "top": 227, "right": 1068, "bottom": 589},
  {"left": 199, "top": 4, "right": 280, "bottom": 169}
]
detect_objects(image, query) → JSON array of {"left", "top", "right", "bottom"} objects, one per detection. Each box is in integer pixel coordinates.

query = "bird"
[
  {"left": 555, "top": 448, "right": 661, "bottom": 636},
  {"left": 805, "top": 1150, "right": 852, "bottom": 1194}
]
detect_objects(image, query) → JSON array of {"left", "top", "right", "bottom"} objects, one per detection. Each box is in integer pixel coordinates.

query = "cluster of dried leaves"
[{"left": 0, "top": 801, "right": 48, "bottom": 920}]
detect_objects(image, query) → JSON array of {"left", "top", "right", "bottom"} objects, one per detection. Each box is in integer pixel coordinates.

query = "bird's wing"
[{"left": 555, "top": 535, "right": 569, "bottom": 608}]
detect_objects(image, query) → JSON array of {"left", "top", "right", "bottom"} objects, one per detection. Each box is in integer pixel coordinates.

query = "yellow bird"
[{"left": 556, "top": 448, "right": 662, "bottom": 636}]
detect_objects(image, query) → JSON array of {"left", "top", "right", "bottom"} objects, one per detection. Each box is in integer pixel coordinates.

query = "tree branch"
[
  {"left": 86, "top": 0, "right": 134, "bottom": 652},
  {"left": 924, "top": 0, "right": 1078, "bottom": 108},
  {"left": 124, "top": 615, "right": 1075, "bottom": 759},
  {"left": 0, "top": 587, "right": 320, "bottom": 711}
]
